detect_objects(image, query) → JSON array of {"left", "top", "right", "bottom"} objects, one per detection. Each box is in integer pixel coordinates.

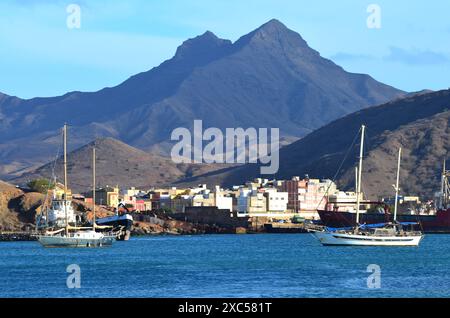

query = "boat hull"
[
  {"left": 312, "top": 231, "right": 423, "bottom": 246},
  {"left": 96, "top": 214, "right": 133, "bottom": 241},
  {"left": 318, "top": 209, "right": 450, "bottom": 233},
  {"left": 38, "top": 235, "right": 115, "bottom": 248}
]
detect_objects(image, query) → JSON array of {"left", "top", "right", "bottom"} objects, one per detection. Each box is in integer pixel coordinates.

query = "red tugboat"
[{"left": 318, "top": 161, "right": 450, "bottom": 233}]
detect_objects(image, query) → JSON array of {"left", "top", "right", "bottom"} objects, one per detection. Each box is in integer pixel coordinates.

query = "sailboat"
[
  {"left": 38, "top": 125, "right": 115, "bottom": 248},
  {"left": 311, "top": 125, "right": 424, "bottom": 246}
]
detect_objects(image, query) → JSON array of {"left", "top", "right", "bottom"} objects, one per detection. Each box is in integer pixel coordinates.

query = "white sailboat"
[
  {"left": 311, "top": 125, "right": 424, "bottom": 246},
  {"left": 38, "top": 125, "right": 115, "bottom": 248}
]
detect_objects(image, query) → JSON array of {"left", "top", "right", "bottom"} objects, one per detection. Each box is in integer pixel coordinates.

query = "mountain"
[
  {"left": 11, "top": 138, "right": 229, "bottom": 193},
  {"left": 184, "top": 89, "right": 450, "bottom": 199},
  {"left": 0, "top": 19, "right": 404, "bottom": 179}
]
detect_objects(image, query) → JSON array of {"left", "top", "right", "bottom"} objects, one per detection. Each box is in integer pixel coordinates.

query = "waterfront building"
[
  {"left": 213, "top": 186, "right": 233, "bottom": 212},
  {"left": 134, "top": 199, "right": 146, "bottom": 212},
  {"left": 264, "top": 188, "right": 288, "bottom": 212},
  {"left": 94, "top": 186, "right": 119, "bottom": 207},
  {"left": 53, "top": 183, "right": 72, "bottom": 200},
  {"left": 142, "top": 198, "right": 153, "bottom": 211},
  {"left": 153, "top": 187, "right": 190, "bottom": 199},
  {"left": 237, "top": 188, "right": 267, "bottom": 215},
  {"left": 125, "top": 187, "right": 141, "bottom": 197},
  {"left": 159, "top": 193, "right": 171, "bottom": 210},
  {"left": 326, "top": 191, "right": 361, "bottom": 212},
  {"left": 169, "top": 185, "right": 233, "bottom": 213},
  {"left": 281, "top": 177, "right": 336, "bottom": 219},
  {"left": 170, "top": 195, "right": 192, "bottom": 212},
  {"left": 122, "top": 188, "right": 147, "bottom": 212},
  {"left": 280, "top": 177, "right": 307, "bottom": 213}
]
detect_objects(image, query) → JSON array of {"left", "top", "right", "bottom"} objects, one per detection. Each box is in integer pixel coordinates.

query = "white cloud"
[{"left": 384, "top": 47, "right": 450, "bottom": 65}]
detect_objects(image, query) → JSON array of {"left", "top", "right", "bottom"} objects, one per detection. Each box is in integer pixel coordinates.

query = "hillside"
[
  {"left": 0, "top": 180, "right": 44, "bottom": 231},
  {"left": 0, "top": 19, "right": 404, "bottom": 179},
  {"left": 12, "top": 138, "right": 229, "bottom": 193},
  {"left": 184, "top": 89, "right": 450, "bottom": 199}
]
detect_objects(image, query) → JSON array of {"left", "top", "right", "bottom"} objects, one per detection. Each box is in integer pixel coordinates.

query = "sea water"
[{"left": 1, "top": 234, "right": 449, "bottom": 298}]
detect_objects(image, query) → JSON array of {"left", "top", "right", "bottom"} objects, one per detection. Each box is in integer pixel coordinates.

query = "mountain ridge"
[
  {"left": 0, "top": 19, "right": 404, "bottom": 179},
  {"left": 11, "top": 137, "right": 233, "bottom": 192},
  {"left": 182, "top": 89, "right": 450, "bottom": 199}
]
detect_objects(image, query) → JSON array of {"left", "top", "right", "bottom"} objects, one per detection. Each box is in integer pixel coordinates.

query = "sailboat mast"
[
  {"left": 355, "top": 125, "right": 365, "bottom": 225},
  {"left": 93, "top": 147, "right": 96, "bottom": 231},
  {"left": 393, "top": 147, "right": 402, "bottom": 222},
  {"left": 441, "top": 159, "right": 446, "bottom": 209},
  {"left": 63, "top": 124, "right": 69, "bottom": 236}
]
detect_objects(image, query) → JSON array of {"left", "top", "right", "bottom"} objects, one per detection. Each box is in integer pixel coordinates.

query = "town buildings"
[
  {"left": 170, "top": 185, "right": 233, "bottom": 212},
  {"left": 237, "top": 179, "right": 289, "bottom": 217},
  {"left": 94, "top": 186, "right": 119, "bottom": 208},
  {"left": 77, "top": 176, "right": 357, "bottom": 221},
  {"left": 280, "top": 176, "right": 336, "bottom": 219}
]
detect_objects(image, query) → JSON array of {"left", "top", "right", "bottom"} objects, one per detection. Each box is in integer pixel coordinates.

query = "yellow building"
[
  {"left": 95, "top": 186, "right": 119, "bottom": 207},
  {"left": 153, "top": 187, "right": 190, "bottom": 199},
  {"left": 247, "top": 193, "right": 267, "bottom": 213},
  {"left": 53, "top": 183, "right": 72, "bottom": 200},
  {"left": 170, "top": 194, "right": 216, "bottom": 213}
]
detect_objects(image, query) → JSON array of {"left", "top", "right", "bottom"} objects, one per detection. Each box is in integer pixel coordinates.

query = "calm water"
[{"left": 1, "top": 234, "right": 450, "bottom": 298}]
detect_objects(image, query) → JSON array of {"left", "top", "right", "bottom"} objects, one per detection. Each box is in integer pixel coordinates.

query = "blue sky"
[{"left": 1, "top": 0, "right": 449, "bottom": 98}]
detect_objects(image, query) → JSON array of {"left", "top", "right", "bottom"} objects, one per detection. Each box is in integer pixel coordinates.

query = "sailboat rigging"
[
  {"left": 37, "top": 124, "right": 115, "bottom": 248},
  {"left": 309, "top": 125, "right": 424, "bottom": 246}
]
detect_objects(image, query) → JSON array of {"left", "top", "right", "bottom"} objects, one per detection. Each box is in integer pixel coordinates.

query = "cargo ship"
[
  {"left": 318, "top": 208, "right": 450, "bottom": 233},
  {"left": 319, "top": 161, "right": 450, "bottom": 233}
]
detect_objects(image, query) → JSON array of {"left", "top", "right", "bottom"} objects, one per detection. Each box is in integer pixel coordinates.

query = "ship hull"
[
  {"left": 96, "top": 214, "right": 133, "bottom": 241},
  {"left": 38, "top": 235, "right": 114, "bottom": 248},
  {"left": 312, "top": 231, "right": 423, "bottom": 246},
  {"left": 318, "top": 209, "right": 450, "bottom": 233}
]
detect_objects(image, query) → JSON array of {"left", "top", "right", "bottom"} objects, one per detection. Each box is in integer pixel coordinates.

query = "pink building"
[{"left": 281, "top": 177, "right": 336, "bottom": 217}]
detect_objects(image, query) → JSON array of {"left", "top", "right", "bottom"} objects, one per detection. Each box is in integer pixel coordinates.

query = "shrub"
[{"left": 27, "top": 179, "right": 55, "bottom": 194}]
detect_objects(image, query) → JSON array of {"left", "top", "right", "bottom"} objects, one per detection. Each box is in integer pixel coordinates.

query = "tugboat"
[
  {"left": 38, "top": 125, "right": 115, "bottom": 248},
  {"left": 310, "top": 125, "right": 423, "bottom": 246}
]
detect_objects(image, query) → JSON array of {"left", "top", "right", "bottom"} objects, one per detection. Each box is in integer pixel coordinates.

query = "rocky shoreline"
[
  {"left": 0, "top": 180, "right": 244, "bottom": 241},
  {"left": 0, "top": 232, "right": 38, "bottom": 241}
]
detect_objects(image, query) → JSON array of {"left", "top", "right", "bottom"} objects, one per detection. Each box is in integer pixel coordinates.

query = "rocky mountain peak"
[{"left": 174, "top": 31, "right": 233, "bottom": 61}]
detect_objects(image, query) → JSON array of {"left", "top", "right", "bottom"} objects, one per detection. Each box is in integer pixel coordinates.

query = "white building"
[
  {"left": 264, "top": 189, "right": 288, "bottom": 212},
  {"left": 124, "top": 187, "right": 142, "bottom": 197},
  {"left": 326, "top": 191, "right": 361, "bottom": 212},
  {"left": 236, "top": 186, "right": 291, "bottom": 217},
  {"left": 237, "top": 188, "right": 253, "bottom": 213},
  {"left": 214, "top": 186, "right": 233, "bottom": 211}
]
